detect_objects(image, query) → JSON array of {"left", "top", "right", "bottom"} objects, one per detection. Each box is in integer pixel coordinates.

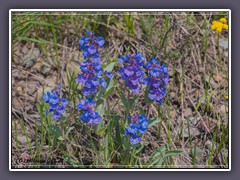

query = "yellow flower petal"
[
  {"left": 212, "top": 21, "right": 217, "bottom": 25},
  {"left": 225, "top": 95, "right": 228, "bottom": 100},
  {"left": 216, "top": 27, "right": 222, "bottom": 33},
  {"left": 220, "top": 18, "right": 227, "bottom": 24},
  {"left": 222, "top": 24, "right": 228, "bottom": 30},
  {"left": 211, "top": 25, "right": 216, "bottom": 30}
]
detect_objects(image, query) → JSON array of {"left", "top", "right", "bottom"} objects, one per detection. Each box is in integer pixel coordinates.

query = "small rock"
[
  {"left": 205, "top": 140, "right": 212, "bottom": 150},
  {"left": 18, "top": 135, "right": 27, "bottom": 145},
  {"left": 12, "top": 97, "right": 22, "bottom": 110},
  {"left": 32, "top": 61, "right": 42, "bottom": 72},
  {"left": 219, "top": 38, "right": 228, "bottom": 49},
  {"left": 16, "top": 86, "right": 23, "bottom": 96},
  {"left": 220, "top": 79, "right": 228, "bottom": 88},
  {"left": 170, "top": 92, "right": 176, "bottom": 98},
  {"left": 183, "top": 127, "right": 200, "bottom": 138},
  {"left": 47, "top": 57, "right": 58, "bottom": 67},
  {"left": 184, "top": 108, "right": 192, "bottom": 117},
  {"left": 20, "top": 152, "right": 30, "bottom": 161},
  {"left": 195, "top": 147, "right": 205, "bottom": 162},
  {"left": 220, "top": 105, "right": 228, "bottom": 113},
  {"left": 22, "top": 48, "right": 40, "bottom": 68},
  {"left": 26, "top": 81, "right": 37, "bottom": 95},
  {"left": 41, "top": 65, "right": 51, "bottom": 76},
  {"left": 224, "top": 51, "right": 228, "bottom": 58},
  {"left": 213, "top": 74, "right": 223, "bottom": 82},
  {"left": 23, "top": 59, "right": 35, "bottom": 69},
  {"left": 189, "top": 116, "right": 198, "bottom": 126},
  {"left": 210, "top": 78, "right": 218, "bottom": 89},
  {"left": 205, "top": 75, "right": 218, "bottom": 89},
  {"left": 12, "top": 69, "right": 19, "bottom": 77}
]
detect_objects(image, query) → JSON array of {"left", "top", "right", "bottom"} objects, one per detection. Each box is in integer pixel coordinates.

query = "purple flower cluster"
[
  {"left": 77, "top": 30, "right": 112, "bottom": 97},
  {"left": 77, "top": 98, "right": 102, "bottom": 124},
  {"left": 79, "top": 30, "right": 105, "bottom": 59},
  {"left": 125, "top": 115, "right": 149, "bottom": 144},
  {"left": 144, "top": 58, "right": 169, "bottom": 105},
  {"left": 118, "top": 53, "right": 145, "bottom": 94},
  {"left": 43, "top": 85, "right": 69, "bottom": 120}
]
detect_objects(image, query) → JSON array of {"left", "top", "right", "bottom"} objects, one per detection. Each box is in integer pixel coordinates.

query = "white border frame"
[{"left": 9, "top": 9, "right": 231, "bottom": 171}]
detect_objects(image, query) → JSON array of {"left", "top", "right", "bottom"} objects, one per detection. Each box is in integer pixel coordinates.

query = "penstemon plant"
[{"left": 38, "top": 29, "right": 181, "bottom": 168}]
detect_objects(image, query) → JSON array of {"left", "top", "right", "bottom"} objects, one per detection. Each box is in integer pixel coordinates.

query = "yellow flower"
[
  {"left": 222, "top": 24, "right": 228, "bottom": 30},
  {"left": 225, "top": 95, "right": 228, "bottom": 100},
  {"left": 220, "top": 18, "right": 227, "bottom": 24},
  {"left": 211, "top": 24, "right": 216, "bottom": 30},
  {"left": 211, "top": 18, "right": 228, "bottom": 33},
  {"left": 216, "top": 27, "right": 222, "bottom": 33},
  {"left": 212, "top": 21, "right": 217, "bottom": 25}
]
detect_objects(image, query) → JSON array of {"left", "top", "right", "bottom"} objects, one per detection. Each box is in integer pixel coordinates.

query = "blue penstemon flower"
[
  {"left": 77, "top": 30, "right": 112, "bottom": 97},
  {"left": 79, "top": 30, "right": 105, "bottom": 59},
  {"left": 77, "top": 98, "right": 102, "bottom": 124},
  {"left": 118, "top": 53, "right": 145, "bottom": 94},
  {"left": 125, "top": 115, "right": 149, "bottom": 144},
  {"left": 43, "top": 85, "right": 69, "bottom": 120},
  {"left": 144, "top": 58, "right": 169, "bottom": 105}
]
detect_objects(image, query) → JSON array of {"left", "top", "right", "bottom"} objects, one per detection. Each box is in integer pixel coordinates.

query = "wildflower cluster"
[
  {"left": 43, "top": 85, "right": 69, "bottom": 120},
  {"left": 77, "top": 30, "right": 111, "bottom": 97},
  {"left": 211, "top": 18, "right": 228, "bottom": 33},
  {"left": 144, "top": 58, "right": 169, "bottom": 105},
  {"left": 77, "top": 98, "right": 102, "bottom": 124},
  {"left": 125, "top": 115, "right": 149, "bottom": 144},
  {"left": 118, "top": 53, "right": 145, "bottom": 94},
  {"left": 79, "top": 30, "right": 105, "bottom": 59},
  {"left": 42, "top": 30, "right": 169, "bottom": 146}
]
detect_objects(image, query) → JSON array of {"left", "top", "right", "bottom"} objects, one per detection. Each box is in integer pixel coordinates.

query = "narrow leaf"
[
  {"left": 49, "top": 125, "right": 62, "bottom": 139},
  {"left": 148, "top": 117, "right": 161, "bottom": 128},
  {"left": 120, "top": 92, "right": 128, "bottom": 109}
]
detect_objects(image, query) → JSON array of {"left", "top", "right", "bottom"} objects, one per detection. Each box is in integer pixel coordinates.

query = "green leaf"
[
  {"left": 64, "top": 156, "right": 79, "bottom": 167},
  {"left": 66, "top": 127, "right": 74, "bottom": 138},
  {"left": 115, "top": 115, "right": 122, "bottom": 145},
  {"left": 120, "top": 92, "right": 128, "bottom": 109},
  {"left": 18, "top": 37, "right": 50, "bottom": 45},
  {"left": 138, "top": 107, "right": 144, "bottom": 115},
  {"left": 103, "top": 62, "right": 116, "bottom": 72},
  {"left": 164, "top": 150, "right": 183, "bottom": 158},
  {"left": 144, "top": 87, "right": 151, "bottom": 104},
  {"left": 58, "top": 136, "right": 64, "bottom": 141},
  {"left": 135, "top": 143, "right": 145, "bottom": 154},
  {"left": 129, "top": 96, "right": 139, "bottom": 110},
  {"left": 112, "top": 17, "right": 126, "bottom": 30},
  {"left": 96, "top": 89, "right": 105, "bottom": 100},
  {"left": 49, "top": 125, "right": 62, "bottom": 139},
  {"left": 96, "top": 102, "right": 104, "bottom": 116},
  {"left": 104, "top": 87, "right": 115, "bottom": 98},
  {"left": 148, "top": 144, "right": 168, "bottom": 168},
  {"left": 30, "top": 21, "right": 62, "bottom": 28},
  {"left": 96, "top": 127, "right": 107, "bottom": 135},
  {"left": 148, "top": 117, "right": 161, "bottom": 128},
  {"left": 156, "top": 144, "right": 168, "bottom": 153},
  {"left": 105, "top": 77, "right": 115, "bottom": 93}
]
